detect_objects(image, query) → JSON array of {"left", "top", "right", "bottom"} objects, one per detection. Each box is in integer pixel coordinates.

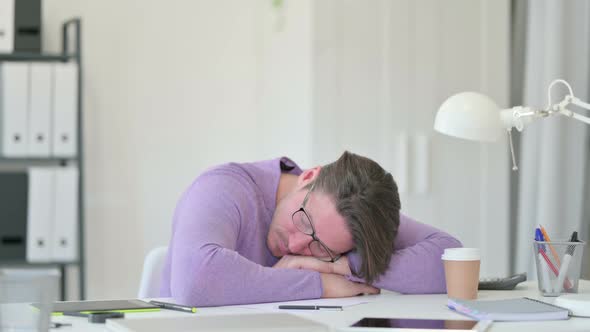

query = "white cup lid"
[{"left": 441, "top": 248, "right": 480, "bottom": 261}]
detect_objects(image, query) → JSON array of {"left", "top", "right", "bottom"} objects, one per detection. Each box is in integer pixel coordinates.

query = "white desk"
[{"left": 47, "top": 280, "right": 590, "bottom": 332}]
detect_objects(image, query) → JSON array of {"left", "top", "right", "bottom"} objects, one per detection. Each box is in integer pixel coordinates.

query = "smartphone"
[
  {"left": 64, "top": 311, "right": 124, "bottom": 324},
  {"left": 350, "top": 317, "right": 486, "bottom": 330},
  {"left": 88, "top": 312, "right": 124, "bottom": 323}
]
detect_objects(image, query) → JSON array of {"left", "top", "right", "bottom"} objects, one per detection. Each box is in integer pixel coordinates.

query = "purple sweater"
[{"left": 160, "top": 158, "right": 462, "bottom": 306}]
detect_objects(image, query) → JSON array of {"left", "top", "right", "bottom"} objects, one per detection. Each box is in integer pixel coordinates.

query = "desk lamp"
[{"left": 434, "top": 79, "right": 590, "bottom": 170}]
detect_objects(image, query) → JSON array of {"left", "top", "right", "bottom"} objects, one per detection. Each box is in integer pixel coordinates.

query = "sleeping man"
[{"left": 160, "top": 151, "right": 462, "bottom": 306}]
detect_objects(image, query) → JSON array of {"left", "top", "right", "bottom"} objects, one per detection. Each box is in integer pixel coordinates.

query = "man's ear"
[{"left": 297, "top": 166, "right": 322, "bottom": 186}]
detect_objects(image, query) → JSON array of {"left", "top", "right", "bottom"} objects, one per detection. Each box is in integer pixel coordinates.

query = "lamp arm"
[
  {"left": 546, "top": 79, "right": 574, "bottom": 110},
  {"left": 554, "top": 94, "right": 590, "bottom": 125},
  {"left": 501, "top": 94, "right": 590, "bottom": 131},
  {"left": 559, "top": 108, "right": 590, "bottom": 125},
  {"left": 500, "top": 91, "right": 590, "bottom": 172},
  {"left": 570, "top": 97, "right": 590, "bottom": 112},
  {"left": 500, "top": 107, "right": 539, "bottom": 131},
  {"left": 544, "top": 79, "right": 590, "bottom": 124}
]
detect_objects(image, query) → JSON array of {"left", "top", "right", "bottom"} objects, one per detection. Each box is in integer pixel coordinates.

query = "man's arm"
[
  {"left": 167, "top": 173, "right": 323, "bottom": 307},
  {"left": 345, "top": 214, "right": 462, "bottom": 294},
  {"left": 273, "top": 255, "right": 378, "bottom": 298}
]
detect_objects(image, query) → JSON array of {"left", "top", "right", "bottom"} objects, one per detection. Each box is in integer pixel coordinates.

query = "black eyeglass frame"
[{"left": 291, "top": 182, "right": 341, "bottom": 263}]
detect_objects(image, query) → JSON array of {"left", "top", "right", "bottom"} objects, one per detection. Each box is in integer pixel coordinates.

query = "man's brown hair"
[{"left": 313, "top": 151, "right": 400, "bottom": 283}]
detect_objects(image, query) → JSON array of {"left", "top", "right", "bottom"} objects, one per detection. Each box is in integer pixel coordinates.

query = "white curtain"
[{"left": 515, "top": 0, "right": 590, "bottom": 277}]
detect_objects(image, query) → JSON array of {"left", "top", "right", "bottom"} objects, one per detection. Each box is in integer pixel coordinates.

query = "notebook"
[
  {"left": 447, "top": 297, "right": 570, "bottom": 321},
  {"left": 31, "top": 299, "right": 160, "bottom": 315}
]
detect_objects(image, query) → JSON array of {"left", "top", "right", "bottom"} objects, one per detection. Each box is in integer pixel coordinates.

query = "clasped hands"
[{"left": 273, "top": 255, "right": 380, "bottom": 298}]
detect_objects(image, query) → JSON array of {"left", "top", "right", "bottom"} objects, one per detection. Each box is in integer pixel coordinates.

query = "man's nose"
[{"left": 288, "top": 233, "right": 311, "bottom": 255}]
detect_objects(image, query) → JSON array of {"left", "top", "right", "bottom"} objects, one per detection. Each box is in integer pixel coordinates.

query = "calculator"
[{"left": 478, "top": 272, "right": 527, "bottom": 290}]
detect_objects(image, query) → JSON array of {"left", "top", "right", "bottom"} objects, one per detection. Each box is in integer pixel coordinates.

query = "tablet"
[{"left": 350, "top": 318, "right": 489, "bottom": 331}]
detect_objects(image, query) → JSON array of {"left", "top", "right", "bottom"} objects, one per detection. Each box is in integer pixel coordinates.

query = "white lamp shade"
[{"left": 434, "top": 92, "right": 503, "bottom": 142}]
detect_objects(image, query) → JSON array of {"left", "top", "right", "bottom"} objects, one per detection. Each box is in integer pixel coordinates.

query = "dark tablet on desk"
[
  {"left": 32, "top": 299, "right": 159, "bottom": 314},
  {"left": 351, "top": 318, "right": 480, "bottom": 330}
]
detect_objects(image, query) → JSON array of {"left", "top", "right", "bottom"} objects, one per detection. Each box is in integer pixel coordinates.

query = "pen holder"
[{"left": 533, "top": 240, "right": 586, "bottom": 297}]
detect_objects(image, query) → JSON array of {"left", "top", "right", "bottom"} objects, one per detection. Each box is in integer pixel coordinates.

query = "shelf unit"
[{"left": 0, "top": 18, "right": 84, "bottom": 300}]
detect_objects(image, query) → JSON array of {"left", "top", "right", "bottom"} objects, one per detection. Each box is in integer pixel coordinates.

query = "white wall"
[
  {"left": 312, "top": 0, "right": 510, "bottom": 277},
  {"left": 43, "top": 0, "right": 510, "bottom": 299},
  {"left": 43, "top": 0, "right": 316, "bottom": 299}
]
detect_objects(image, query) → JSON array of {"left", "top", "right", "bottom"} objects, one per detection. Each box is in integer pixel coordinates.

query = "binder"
[
  {"left": 28, "top": 62, "right": 52, "bottom": 157},
  {"left": 0, "top": 62, "right": 29, "bottom": 157},
  {"left": 52, "top": 167, "right": 78, "bottom": 262},
  {"left": 51, "top": 62, "right": 77, "bottom": 157},
  {"left": 26, "top": 168, "right": 54, "bottom": 262},
  {"left": 13, "top": 0, "right": 41, "bottom": 53},
  {"left": 0, "top": 0, "right": 15, "bottom": 52},
  {"left": 0, "top": 172, "right": 27, "bottom": 260}
]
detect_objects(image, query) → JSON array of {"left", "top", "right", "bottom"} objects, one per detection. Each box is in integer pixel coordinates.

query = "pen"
[
  {"left": 536, "top": 230, "right": 560, "bottom": 275},
  {"left": 539, "top": 225, "right": 561, "bottom": 265},
  {"left": 555, "top": 241, "right": 575, "bottom": 292},
  {"left": 535, "top": 228, "right": 553, "bottom": 293},
  {"left": 278, "top": 305, "right": 343, "bottom": 311},
  {"left": 149, "top": 300, "right": 197, "bottom": 313},
  {"left": 538, "top": 249, "right": 559, "bottom": 275},
  {"left": 555, "top": 231, "right": 579, "bottom": 291},
  {"left": 50, "top": 322, "right": 72, "bottom": 328}
]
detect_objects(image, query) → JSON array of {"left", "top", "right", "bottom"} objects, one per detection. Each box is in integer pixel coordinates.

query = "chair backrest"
[{"left": 137, "top": 246, "right": 168, "bottom": 298}]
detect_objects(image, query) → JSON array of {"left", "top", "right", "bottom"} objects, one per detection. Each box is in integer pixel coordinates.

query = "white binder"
[
  {"left": 51, "top": 62, "right": 77, "bottom": 157},
  {"left": 0, "top": 62, "right": 29, "bottom": 157},
  {"left": 52, "top": 167, "right": 78, "bottom": 262},
  {"left": 0, "top": 0, "right": 15, "bottom": 53},
  {"left": 26, "top": 168, "right": 55, "bottom": 262},
  {"left": 28, "top": 62, "right": 53, "bottom": 157}
]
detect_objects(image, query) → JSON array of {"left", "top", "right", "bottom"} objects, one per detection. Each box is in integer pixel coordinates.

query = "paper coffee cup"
[{"left": 442, "top": 248, "right": 480, "bottom": 300}]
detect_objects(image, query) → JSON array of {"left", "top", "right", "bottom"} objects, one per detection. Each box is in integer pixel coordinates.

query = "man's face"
[{"left": 267, "top": 179, "right": 354, "bottom": 259}]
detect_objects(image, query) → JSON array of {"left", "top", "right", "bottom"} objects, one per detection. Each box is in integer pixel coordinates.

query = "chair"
[{"left": 138, "top": 246, "right": 168, "bottom": 298}]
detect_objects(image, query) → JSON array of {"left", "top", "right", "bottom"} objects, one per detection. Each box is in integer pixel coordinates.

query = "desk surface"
[{"left": 47, "top": 280, "right": 590, "bottom": 332}]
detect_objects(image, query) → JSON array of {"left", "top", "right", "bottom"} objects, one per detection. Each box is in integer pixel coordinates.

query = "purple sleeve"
[
  {"left": 168, "top": 175, "right": 322, "bottom": 306},
  {"left": 346, "top": 215, "right": 462, "bottom": 294}
]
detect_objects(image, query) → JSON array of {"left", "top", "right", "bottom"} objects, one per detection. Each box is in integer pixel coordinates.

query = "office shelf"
[
  {"left": 0, "top": 18, "right": 85, "bottom": 301},
  {"left": 0, "top": 260, "right": 80, "bottom": 266},
  {"left": 0, "top": 157, "right": 77, "bottom": 162},
  {"left": 0, "top": 52, "right": 74, "bottom": 62}
]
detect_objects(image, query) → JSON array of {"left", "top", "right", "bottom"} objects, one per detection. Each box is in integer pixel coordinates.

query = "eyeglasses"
[{"left": 291, "top": 182, "right": 341, "bottom": 262}]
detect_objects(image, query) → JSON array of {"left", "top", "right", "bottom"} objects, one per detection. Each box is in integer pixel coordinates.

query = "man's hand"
[
  {"left": 274, "top": 256, "right": 377, "bottom": 297},
  {"left": 273, "top": 255, "right": 352, "bottom": 276},
  {"left": 320, "top": 273, "right": 380, "bottom": 298},
  {"left": 331, "top": 255, "right": 352, "bottom": 276},
  {"left": 273, "top": 255, "right": 334, "bottom": 273}
]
